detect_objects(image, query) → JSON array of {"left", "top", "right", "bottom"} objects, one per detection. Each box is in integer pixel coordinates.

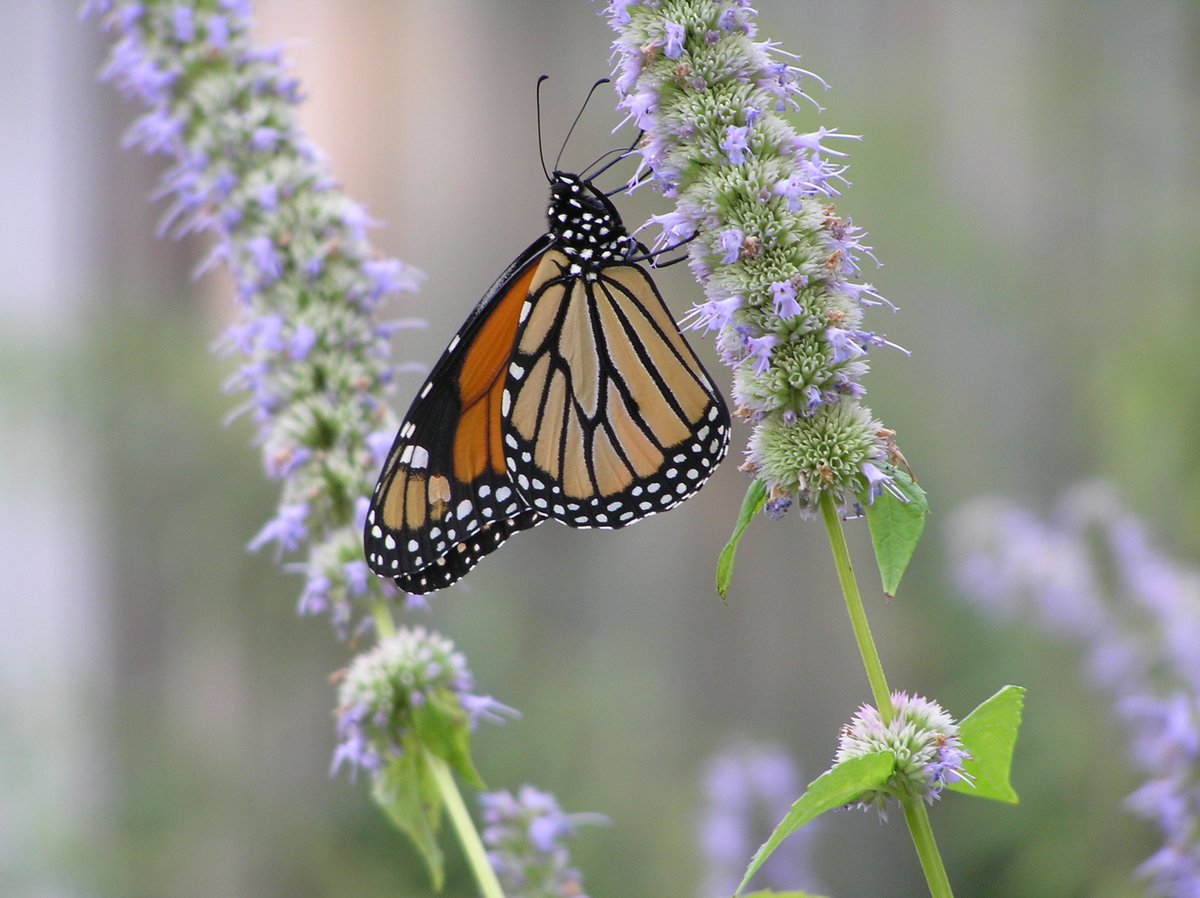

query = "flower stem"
[
  {"left": 818, "top": 492, "right": 892, "bottom": 720},
  {"left": 427, "top": 750, "right": 507, "bottom": 898},
  {"left": 819, "top": 492, "right": 953, "bottom": 897},
  {"left": 902, "top": 799, "right": 954, "bottom": 898},
  {"left": 370, "top": 597, "right": 396, "bottom": 641}
]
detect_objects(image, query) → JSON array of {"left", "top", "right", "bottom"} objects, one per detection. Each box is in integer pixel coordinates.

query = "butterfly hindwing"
[
  {"left": 501, "top": 250, "right": 730, "bottom": 528},
  {"left": 364, "top": 238, "right": 552, "bottom": 593},
  {"left": 365, "top": 169, "right": 731, "bottom": 594}
]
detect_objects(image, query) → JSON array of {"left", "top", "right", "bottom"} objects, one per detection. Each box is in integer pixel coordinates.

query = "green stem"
[
  {"left": 818, "top": 492, "right": 892, "bottom": 720},
  {"left": 819, "top": 492, "right": 953, "bottom": 898},
  {"left": 370, "top": 594, "right": 396, "bottom": 640},
  {"left": 902, "top": 799, "right": 954, "bottom": 898},
  {"left": 428, "top": 751, "right": 507, "bottom": 898}
]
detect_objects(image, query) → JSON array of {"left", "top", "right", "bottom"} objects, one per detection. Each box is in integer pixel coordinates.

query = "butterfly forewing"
[
  {"left": 365, "top": 168, "right": 731, "bottom": 594},
  {"left": 501, "top": 253, "right": 730, "bottom": 528},
  {"left": 365, "top": 240, "right": 551, "bottom": 594}
]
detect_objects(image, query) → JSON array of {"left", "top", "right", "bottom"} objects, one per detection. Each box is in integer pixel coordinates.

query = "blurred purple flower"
[
  {"left": 479, "top": 785, "right": 605, "bottom": 898},
  {"left": 87, "top": 0, "right": 425, "bottom": 631},
  {"left": 949, "top": 482, "right": 1200, "bottom": 896},
  {"left": 696, "top": 742, "right": 818, "bottom": 897}
]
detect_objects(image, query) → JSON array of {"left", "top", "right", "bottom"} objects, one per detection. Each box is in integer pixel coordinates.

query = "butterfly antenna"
[
  {"left": 536, "top": 74, "right": 551, "bottom": 183},
  {"left": 582, "top": 129, "right": 643, "bottom": 183},
  {"left": 554, "top": 77, "right": 611, "bottom": 173}
]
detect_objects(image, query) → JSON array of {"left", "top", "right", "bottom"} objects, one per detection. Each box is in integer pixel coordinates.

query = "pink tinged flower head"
[{"left": 835, "top": 692, "right": 969, "bottom": 818}]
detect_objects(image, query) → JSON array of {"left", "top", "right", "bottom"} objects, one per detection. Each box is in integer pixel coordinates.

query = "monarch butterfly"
[{"left": 364, "top": 93, "right": 730, "bottom": 594}]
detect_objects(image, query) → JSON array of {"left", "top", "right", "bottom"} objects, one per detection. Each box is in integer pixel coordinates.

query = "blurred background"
[{"left": 3, "top": 1, "right": 1198, "bottom": 896}]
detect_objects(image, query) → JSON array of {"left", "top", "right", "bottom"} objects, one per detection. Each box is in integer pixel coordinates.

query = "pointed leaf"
[
  {"left": 863, "top": 468, "right": 928, "bottom": 597},
  {"left": 948, "top": 685, "right": 1025, "bottom": 803},
  {"left": 717, "top": 479, "right": 767, "bottom": 601},
  {"left": 372, "top": 747, "right": 445, "bottom": 889},
  {"left": 412, "top": 688, "right": 485, "bottom": 789},
  {"left": 736, "top": 751, "right": 894, "bottom": 895}
]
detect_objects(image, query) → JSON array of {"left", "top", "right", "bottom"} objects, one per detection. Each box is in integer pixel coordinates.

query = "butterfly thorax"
[{"left": 547, "top": 172, "right": 633, "bottom": 275}]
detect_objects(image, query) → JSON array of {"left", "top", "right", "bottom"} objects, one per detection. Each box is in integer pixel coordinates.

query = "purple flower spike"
[
  {"left": 92, "top": 0, "right": 425, "bottom": 633},
  {"left": 950, "top": 482, "right": 1200, "bottom": 896},
  {"left": 606, "top": 0, "right": 904, "bottom": 516}
]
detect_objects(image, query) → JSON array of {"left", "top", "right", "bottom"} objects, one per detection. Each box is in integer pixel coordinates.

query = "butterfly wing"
[
  {"left": 364, "top": 238, "right": 552, "bottom": 594},
  {"left": 501, "top": 250, "right": 730, "bottom": 528}
]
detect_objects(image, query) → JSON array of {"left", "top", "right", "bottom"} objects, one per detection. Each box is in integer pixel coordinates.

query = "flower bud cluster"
[
  {"left": 332, "top": 626, "right": 514, "bottom": 780},
  {"left": 87, "top": 0, "right": 423, "bottom": 629},
  {"left": 605, "top": 0, "right": 907, "bottom": 514},
  {"left": 835, "top": 691, "right": 970, "bottom": 819}
]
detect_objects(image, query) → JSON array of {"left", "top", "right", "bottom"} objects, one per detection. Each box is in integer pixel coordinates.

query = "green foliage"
[
  {"left": 949, "top": 685, "right": 1025, "bottom": 804},
  {"left": 373, "top": 746, "right": 447, "bottom": 890},
  {"left": 736, "top": 752, "right": 895, "bottom": 895},
  {"left": 740, "top": 891, "right": 833, "bottom": 898},
  {"left": 371, "top": 687, "right": 488, "bottom": 889},
  {"left": 717, "top": 478, "right": 767, "bottom": 600},
  {"left": 412, "top": 689, "right": 485, "bottom": 790},
  {"left": 863, "top": 468, "right": 928, "bottom": 597}
]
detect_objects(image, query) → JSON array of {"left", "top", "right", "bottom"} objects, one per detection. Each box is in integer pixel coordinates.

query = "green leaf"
[
  {"left": 948, "top": 685, "right": 1025, "bottom": 804},
  {"left": 863, "top": 467, "right": 928, "bottom": 597},
  {"left": 412, "top": 688, "right": 485, "bottom": 789},
  {"left": 372, "top": 747, "right": 445, "bottom": 889},
  {"left": 736, "top": 752, "right": 894, "bottom": 895},
  {"left": 740, "top": 891, "right": 833, "bottom": 898},
  {"left": 717, "top": 479, "right": 767, "bottom": 601}
]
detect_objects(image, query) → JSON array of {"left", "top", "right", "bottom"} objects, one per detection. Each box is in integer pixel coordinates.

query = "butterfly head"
[{"left": 547, "top": 172, "right": 634, "bottom": 269}]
